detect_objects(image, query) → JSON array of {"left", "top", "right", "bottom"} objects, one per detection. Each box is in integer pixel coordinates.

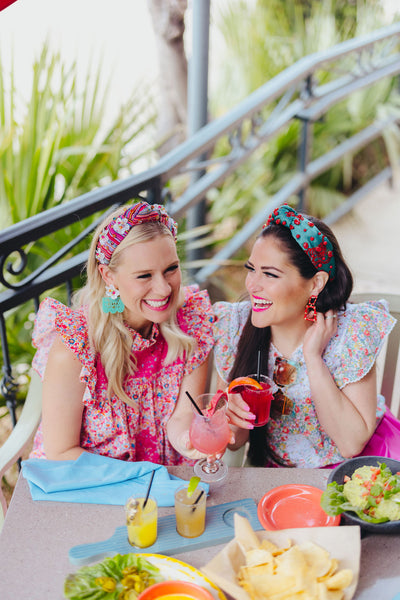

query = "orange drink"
[{"left": 174, "top": 484, "right": 207, "bottom": 538}]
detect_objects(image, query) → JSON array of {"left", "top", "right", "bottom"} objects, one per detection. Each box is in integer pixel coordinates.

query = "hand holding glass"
[
  {"left": 240, "top": 374, "right": 274, "bottom": 426},
  {"left": 189, "top": 393, "right": 231, "bottom": 483}
]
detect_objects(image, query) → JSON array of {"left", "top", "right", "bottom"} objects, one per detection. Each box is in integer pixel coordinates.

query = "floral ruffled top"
[
  {"left": 213, "top": 299, "right": 396, "bottom": 468},
  {"left": 30, "top": 285, "right": 214, "bottom": 465}
]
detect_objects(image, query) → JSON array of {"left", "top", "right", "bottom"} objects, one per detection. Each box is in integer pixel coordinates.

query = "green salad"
[
  {"left": 64, "top": 554, "right": 164, "bottom": 600},
  {"left": 321, "top": 462, "right": 400, "bottom": 524}
]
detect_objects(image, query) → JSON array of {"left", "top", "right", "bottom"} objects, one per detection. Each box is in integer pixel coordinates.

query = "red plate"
[{"left": 257, "top": 484, "right": 341, "bottom": 530}]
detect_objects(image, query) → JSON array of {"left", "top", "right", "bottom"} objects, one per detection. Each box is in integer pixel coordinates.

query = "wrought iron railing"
[{"left": 1, "top": 22, "right": 400, "bottom": 424}]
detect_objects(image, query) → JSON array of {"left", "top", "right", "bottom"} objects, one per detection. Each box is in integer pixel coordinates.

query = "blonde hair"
[{"left": 74, "top": 206, "right": 196, "bottom": 405}]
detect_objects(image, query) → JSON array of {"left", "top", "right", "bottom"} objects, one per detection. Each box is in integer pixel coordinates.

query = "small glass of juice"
[
  {"left": 125, "top": 496, "right": 157, "bottom": 548},
  {"left": 174, "top": 484, "right": 207, "bottom": 538}
]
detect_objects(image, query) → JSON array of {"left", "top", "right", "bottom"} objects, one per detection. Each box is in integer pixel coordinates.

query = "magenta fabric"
[
  {"left": 29, "top": 285, "right": 214, "bottom": 465},
  {"left": 358, "top": 407, "right": 400, "bottom": 460}
]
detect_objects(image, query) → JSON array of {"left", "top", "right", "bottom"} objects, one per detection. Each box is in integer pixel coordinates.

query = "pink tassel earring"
[{"left": 304, "top": 295, "right": 318, "bottom": 322}]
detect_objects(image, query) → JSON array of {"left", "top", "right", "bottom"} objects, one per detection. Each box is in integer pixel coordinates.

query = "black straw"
[
  {"left": 191, "top": 489, "right": 205, "bottom": 512},
  {"left": 143, "top": 469, "right": 156, "bottom": 509},
  {"left": 256, "top": 349, "right": 261, "bottom": 382},
  {"left": 186, "top": 391, "right": 203, "bottom": 416}
]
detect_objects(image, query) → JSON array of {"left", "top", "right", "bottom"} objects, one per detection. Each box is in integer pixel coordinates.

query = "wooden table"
[{"left": 0, "top": 466, "right": 399, "bottom": 600}]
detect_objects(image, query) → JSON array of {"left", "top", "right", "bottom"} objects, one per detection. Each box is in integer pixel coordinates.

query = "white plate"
[{"left": 139, "top": 553, "right": 227, "bottom": 600}]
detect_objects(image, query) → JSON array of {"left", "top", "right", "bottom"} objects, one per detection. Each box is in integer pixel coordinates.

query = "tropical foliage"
[
  {"left": 207, "top": 0, "right": 400, "bottom": 245},
  {"left": 0, "top": 43, "right": 157, "bottom": 404}
]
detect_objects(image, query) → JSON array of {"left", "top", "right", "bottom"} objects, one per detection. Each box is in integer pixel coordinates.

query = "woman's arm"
[
  {"left": 303, "top": 312, "right": 377, "bottom": 457},
  {"left": 41, "top": 336, "right": 87, "bottom": 460},
  {"left": 167, "top": 358, "right": 210, "bottom": 459}
]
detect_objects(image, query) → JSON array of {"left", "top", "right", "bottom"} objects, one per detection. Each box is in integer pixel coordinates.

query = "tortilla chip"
[
  {"left": 235, "top": 513, "right": 261, "bottom": 552},
  {"left": 324, "top": 570, "right": 353, "bottom": 590}
]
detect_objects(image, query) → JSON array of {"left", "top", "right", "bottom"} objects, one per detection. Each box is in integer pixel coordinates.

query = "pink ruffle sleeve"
[
  {"left": 31, "top": 297, "right": 93, "bottom": 380},
  {"left": 177, "top": 285, "right": 215, "bottom": 376}
]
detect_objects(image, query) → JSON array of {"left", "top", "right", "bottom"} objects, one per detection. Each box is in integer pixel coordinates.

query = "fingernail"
[{"left": 247, "top": 423, "right": 254, "bottom": 430}]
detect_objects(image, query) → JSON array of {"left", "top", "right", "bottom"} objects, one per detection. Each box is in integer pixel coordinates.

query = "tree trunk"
[{"left": 147, "top": 0, "right": 188, "bottom": 156}]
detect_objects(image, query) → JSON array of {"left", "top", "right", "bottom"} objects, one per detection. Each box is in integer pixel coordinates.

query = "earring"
[
  {"left": 102, "top": 284, "right": 125, "bottom": 314},
  {"left": 304, "top": 295, "right": 318, "bottom": 322}
]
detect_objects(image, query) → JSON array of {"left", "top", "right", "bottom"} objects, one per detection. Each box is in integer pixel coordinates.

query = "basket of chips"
[{"left": 201, "top": 514, "right": 361, "bottom": 600}]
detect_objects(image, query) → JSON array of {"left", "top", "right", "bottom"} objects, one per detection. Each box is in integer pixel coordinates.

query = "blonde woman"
[{"left": 30, "top": 201, "right": 214, "bottom": 464}]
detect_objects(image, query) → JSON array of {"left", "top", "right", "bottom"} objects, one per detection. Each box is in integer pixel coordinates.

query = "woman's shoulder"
[
  {"left": 179, "top": 284, "right": 214, "bottom": 327},
  {"left": 339, "top": 298, "right": 396, "bottom": 335},
  {"left": 326, "top": 298, "right": 396, "bottom": 388},
  {"left": 213, "top": 301, "right": 250, "bottom": 344},
  {"left": 33, "top": 297, "right": 90, "bottom": 357},
  {"left": 32, "top": 297, "right": 91, "bottom": 378},
  {"left": 213, "top": 299, "right": 251, "bottom": 337}
]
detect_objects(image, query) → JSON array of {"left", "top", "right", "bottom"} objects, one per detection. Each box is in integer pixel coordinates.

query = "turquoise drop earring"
[{"left": 102, "top": 284, "right": 125, "bottom": 314}]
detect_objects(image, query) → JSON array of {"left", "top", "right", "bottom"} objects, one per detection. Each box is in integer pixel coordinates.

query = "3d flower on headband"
[
  {"left": 263, "top": 205, "right": 336, "bottom": 279},
  {"left": 95, "top": 201, "right": 178, "bottom": 265}
]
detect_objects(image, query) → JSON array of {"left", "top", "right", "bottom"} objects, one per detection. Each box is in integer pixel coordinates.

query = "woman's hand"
[
  {"left": 227, "top": 392, "right": 256, "bottom": 430},
  {"left": 175, "top": 430, "right": 208, "bottom": 460},
  {"left": 303, "top": 310, "right": 337, "bottom": 360}
]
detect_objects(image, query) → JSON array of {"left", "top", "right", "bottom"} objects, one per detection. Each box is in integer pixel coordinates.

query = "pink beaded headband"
[
  {"left": 263, "top": 205, "right": 336, "bottom": 279},
  {"left": 95, "top": 201, "right": 178, "bottom": 265}
]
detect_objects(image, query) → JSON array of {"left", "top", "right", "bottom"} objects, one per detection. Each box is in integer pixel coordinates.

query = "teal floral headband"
[{"left": 264, "top": 205, "right": 336, "bottom": 279}]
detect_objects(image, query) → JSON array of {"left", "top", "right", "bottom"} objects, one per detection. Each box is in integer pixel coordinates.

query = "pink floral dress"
[
  {"left": 30, "top": 285, "right": 214, "bottom": 465},
  {"left": 213, "top": 299, "right": 396, "bottom": 468}
]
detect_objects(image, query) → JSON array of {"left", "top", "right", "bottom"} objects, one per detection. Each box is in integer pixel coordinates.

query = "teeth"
[
  {"left": 146, "top": 298, "right": 169, "bottom": 308},
  {"left": 253, "top": 299, "right": 272, "bottom": 308}
]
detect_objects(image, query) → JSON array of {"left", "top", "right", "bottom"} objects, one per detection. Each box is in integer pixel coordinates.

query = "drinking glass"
[
  {"left": 125, "top": 496, "right": 157, "bottom": 548},
  {"left": 238, "top": 374, "right": 274, "bottom": 426},
  {"left": 174, "top": 484, "right": 207, "bottom": 538},
  {"left": 189, "top": 393, "right": 231, "bottom": 483}
]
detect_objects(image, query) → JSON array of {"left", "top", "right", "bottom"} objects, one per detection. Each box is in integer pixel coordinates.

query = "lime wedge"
[{"left": 187, "top": 476, "right": 201, "bottom": 498}]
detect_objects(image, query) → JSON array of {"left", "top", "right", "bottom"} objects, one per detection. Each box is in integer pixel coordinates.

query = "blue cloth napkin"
[{"left": 21, "top": 452, "right": 206, "bottom": 506}]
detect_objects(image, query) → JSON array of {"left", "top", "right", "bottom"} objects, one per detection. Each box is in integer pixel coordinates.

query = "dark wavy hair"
[{"left": 228, "top": 213, "right": 353, "bottom": 466}]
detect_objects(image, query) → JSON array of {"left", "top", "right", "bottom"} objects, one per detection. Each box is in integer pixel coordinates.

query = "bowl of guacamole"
[{"left": 321, "top": 456, "right": 400, "bottom": 533}]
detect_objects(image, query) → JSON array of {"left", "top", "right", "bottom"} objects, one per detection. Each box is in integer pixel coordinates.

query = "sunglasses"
[{"left": 271, "top": 356, "right": 298, "bottom": 417}]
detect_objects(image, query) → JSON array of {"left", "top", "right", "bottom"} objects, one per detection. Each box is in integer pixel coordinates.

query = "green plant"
[{"left": 0, "top": 42, "right": 157, "bottom": 404}]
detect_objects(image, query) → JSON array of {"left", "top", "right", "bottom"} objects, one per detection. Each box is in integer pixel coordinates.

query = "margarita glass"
[{"left": 189, "top": 393, "right": 231, "bottom": 483}]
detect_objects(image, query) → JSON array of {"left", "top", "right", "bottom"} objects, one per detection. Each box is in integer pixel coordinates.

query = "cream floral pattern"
[{"left": 213, "top": 299, "right": 395, "bottom": 468}]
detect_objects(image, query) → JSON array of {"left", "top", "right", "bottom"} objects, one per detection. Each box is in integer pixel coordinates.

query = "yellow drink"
[
  {"left": 125, "top": 497, "right": 157, "bottom": 548},
  {"left": 174, "top": 486, "right": 206, "bottom": 538}
]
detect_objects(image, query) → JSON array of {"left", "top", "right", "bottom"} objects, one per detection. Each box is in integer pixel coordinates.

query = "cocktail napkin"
[{"left": 21, "top": 452, "right": 199, "bottom": 506}]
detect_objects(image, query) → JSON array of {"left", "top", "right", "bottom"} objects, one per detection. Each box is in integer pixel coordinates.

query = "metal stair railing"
[{"left": 1, "top": 22, "right": 400, "bottom": 425}]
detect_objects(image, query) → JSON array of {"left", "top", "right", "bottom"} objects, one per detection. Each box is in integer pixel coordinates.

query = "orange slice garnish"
[{"left": 228, "top": 376, "right": 263, "bottom": 393}]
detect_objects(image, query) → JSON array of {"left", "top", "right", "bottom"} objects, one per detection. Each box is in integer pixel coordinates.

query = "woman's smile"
[
  {"left": 143, "top": 296, "right": 171, "bottom": 311},
  {"left": 251, "top": 295, "right": 272, "bottom": 312}
]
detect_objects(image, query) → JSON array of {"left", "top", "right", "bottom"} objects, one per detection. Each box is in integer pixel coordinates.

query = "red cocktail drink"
[{"left": 234, "top": 374, "right": 273, "bottom": 426}]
